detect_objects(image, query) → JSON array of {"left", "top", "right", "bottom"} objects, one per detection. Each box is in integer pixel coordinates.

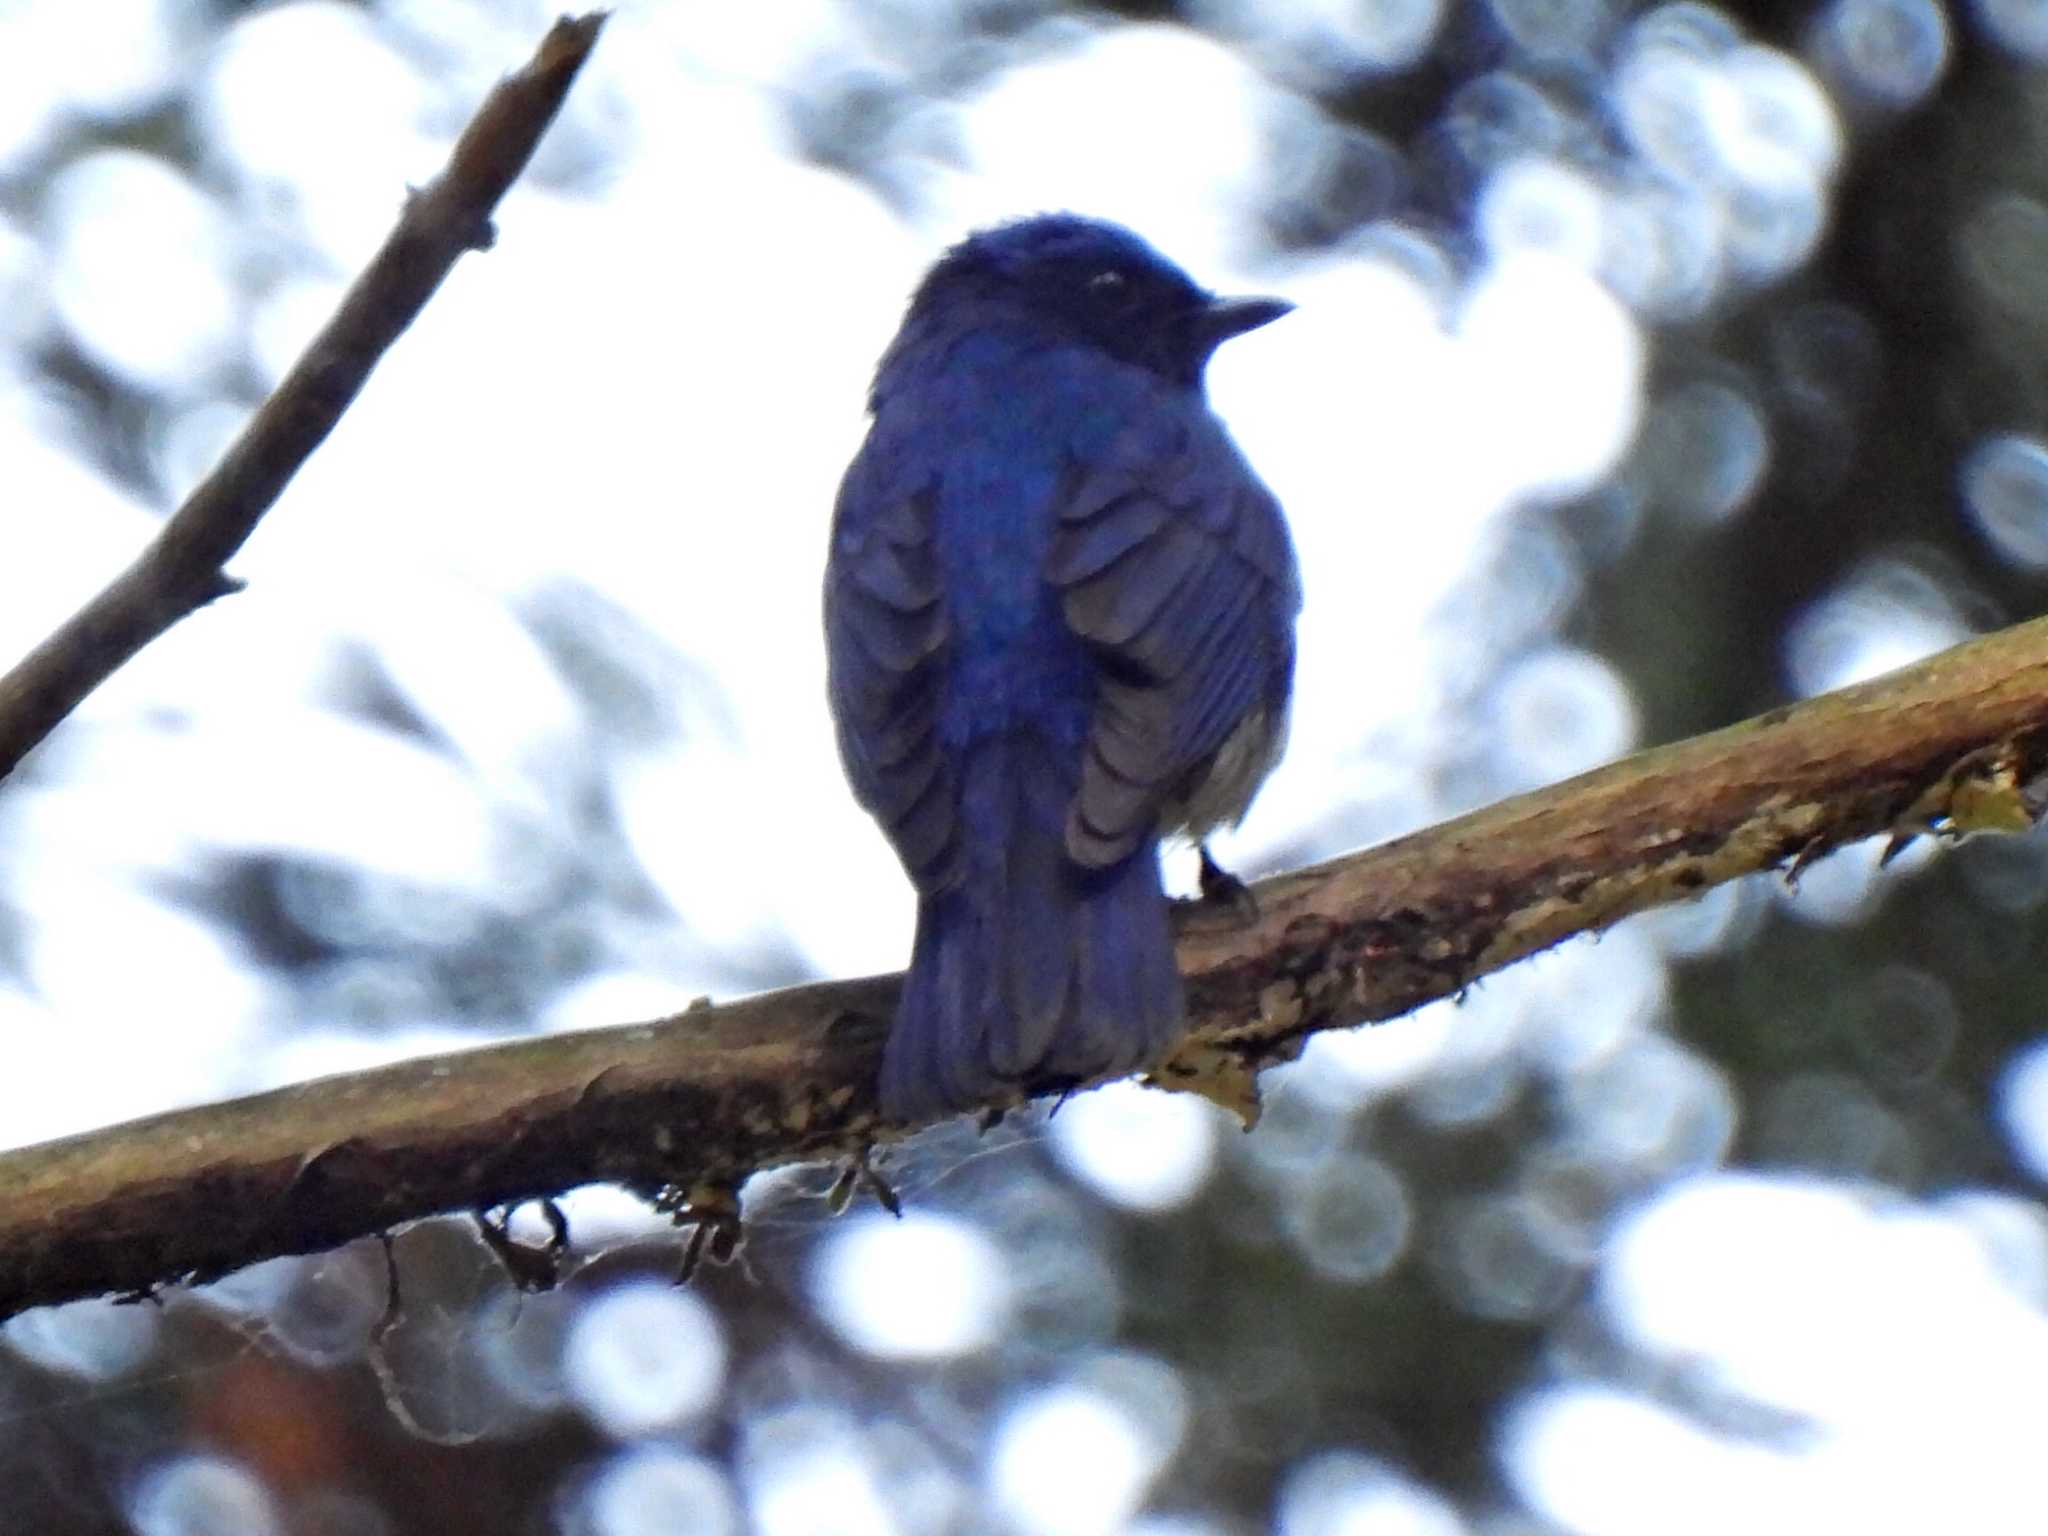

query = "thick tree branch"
[
  {"left": 0, "top": 13, "right": 608, "bottom": 784},
  {"left": 5, "top": 613, "right": 2048, "bottom": 1318}
]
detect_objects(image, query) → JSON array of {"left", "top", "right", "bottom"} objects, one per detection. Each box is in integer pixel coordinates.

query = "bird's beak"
[{"left": 1200, "top": 294, "right": 1295, "bottom": 346}]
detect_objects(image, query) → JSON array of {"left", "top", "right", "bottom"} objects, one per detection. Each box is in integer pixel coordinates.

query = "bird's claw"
[{"left": 1197, "top": 844, "right": 1260, "bottom": 925}]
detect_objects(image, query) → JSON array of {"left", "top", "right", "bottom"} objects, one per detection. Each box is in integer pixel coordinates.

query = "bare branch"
[
  {"left": 0, "top": 13, "right": 609, "bottom": 784},
  {"left": 5, "top": 610, "right": 2048, "bottom": 1318}
]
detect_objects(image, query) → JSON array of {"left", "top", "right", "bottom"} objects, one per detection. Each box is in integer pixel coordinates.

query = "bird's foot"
[{"left": 1197, "top": 844, "right": 1260, "bottom": 925}]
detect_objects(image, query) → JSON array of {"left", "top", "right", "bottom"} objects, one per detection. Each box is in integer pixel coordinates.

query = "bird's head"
[{"left": 904, "top": 214, "right": 1292, "bottom": 388}]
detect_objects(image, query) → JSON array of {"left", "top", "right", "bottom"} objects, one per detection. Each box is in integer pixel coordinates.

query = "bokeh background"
[{"left": 4, "top": 0, "right": 2048, "bottom": 1532}]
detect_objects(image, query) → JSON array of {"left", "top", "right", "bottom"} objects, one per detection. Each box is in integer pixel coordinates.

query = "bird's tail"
[{"left": 880, "top": 732, "right": 1184, "bottom": 1120}]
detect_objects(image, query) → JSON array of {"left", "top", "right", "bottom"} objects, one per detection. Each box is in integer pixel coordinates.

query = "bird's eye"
[{"left": 1088, "top": 269, "right": 1128, "bottom": 299}]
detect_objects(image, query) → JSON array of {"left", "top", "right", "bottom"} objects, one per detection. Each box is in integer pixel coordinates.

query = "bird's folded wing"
[
  {"left": 1049, "top": 428, "right": 1297, "bottom": 868},
  {"left": 825, "top": 481, "right": 960, "bottom": 889}
]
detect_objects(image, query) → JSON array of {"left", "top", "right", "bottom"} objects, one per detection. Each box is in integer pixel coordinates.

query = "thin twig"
[
  {"left": 5, "top": 608, "right": 2048, "bottom": 1319},
  {"left": 0, "top": 13, "right": 609, "bottom": 784}
]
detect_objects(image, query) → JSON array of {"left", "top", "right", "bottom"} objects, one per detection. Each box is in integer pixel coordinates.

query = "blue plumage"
[{"left": 825, "top": 214, "right": 1300, "bottom": 1119}]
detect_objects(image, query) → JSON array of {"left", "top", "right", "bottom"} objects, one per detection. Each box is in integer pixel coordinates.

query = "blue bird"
[{"left": 825, "top": 214, "right": 1300, "bottom": 1120}]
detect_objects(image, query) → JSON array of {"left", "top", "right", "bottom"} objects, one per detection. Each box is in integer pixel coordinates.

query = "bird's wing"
[
  {"left": 1048, "top": 419, "right": 1298, "bottom": 868},
  {"left": 824, "top": 465, "right": 960, "bottom": 891}
]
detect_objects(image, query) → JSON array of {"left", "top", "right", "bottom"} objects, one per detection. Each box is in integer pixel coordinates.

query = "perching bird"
[{"left": 825, "top": 214, "right": 1300, "bottom": 1120}]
